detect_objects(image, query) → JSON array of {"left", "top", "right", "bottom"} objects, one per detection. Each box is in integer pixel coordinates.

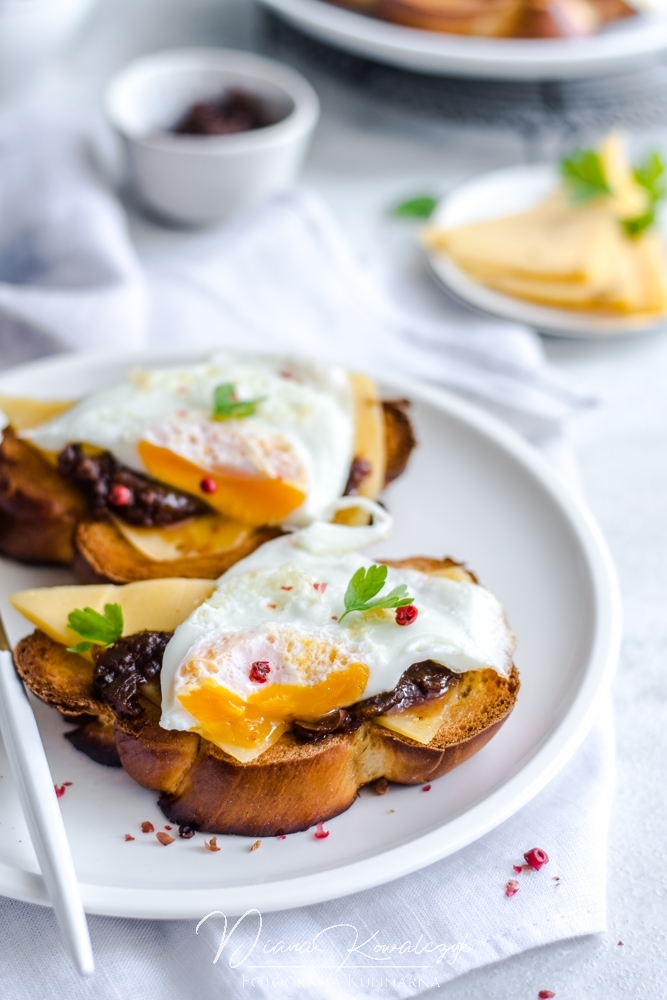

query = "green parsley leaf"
[
  {"left": 561, "top": 150, "right": 611, "bottom": 203},
  {"left": 394, "top": 196, "right": 438, "bottom": 219},
  {"left": 633, "top": 151, "right": 666, "bottom": 205},
  {"left": 622, "top": 210, "right": 656, "bottom": 238},
  {"left": 338, "top": 564, "right": 414, "bottom": 624},
  {"left": 212, "top": 383, "right": 264, "bottom": 421},
  {"left": 66, "top": 603, "right": 123, "bottom": 653}
]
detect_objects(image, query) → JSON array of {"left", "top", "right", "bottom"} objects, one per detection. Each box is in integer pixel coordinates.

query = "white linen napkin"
[
  {"left": 0, "top": 114, "right": 612, "bottom": 999},
  {"left": 0, "top": 110, "right": 146, "bottom": 366},
  {"left": 1, "top": 701, "right": 614, "bottom": 1000},
  {"left": 145, "top": 189, "right": 595, "bottom": 452}
]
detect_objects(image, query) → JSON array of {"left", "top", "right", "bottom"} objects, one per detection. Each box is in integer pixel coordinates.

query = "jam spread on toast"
[
  {"left": 93, "top": 633, "right": 459, "bottom": 736},
  {"left": 58, "top": 444, "right": 206, "bottom": 527},
  {"left": 292, "top": 660, "right": 460, "bottom": 741},
  {"left": 93, "top": 631, "right": 172, "bottom": 717}
]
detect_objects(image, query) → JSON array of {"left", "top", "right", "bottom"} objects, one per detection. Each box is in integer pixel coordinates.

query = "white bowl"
[
  {"left": 105, "top": 48, "right": 320, "bottom": 226},
  {"left": 0, "top": 0, "right": 98, "bottom": 96}
]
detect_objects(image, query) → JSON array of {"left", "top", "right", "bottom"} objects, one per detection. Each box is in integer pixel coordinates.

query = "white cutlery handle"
[{"left": 0, "top": 650, "right": 94, "bottom": 976}]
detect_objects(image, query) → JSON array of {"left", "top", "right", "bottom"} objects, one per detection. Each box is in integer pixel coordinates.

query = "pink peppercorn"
[
  {"left": 200, "top": 477, "right": 217, "bottom": 494},
  {"left": 395, "top": 605, "right": 418, "bottom": 626},
  {"left": 249, "top": 661, "right": 270, "bottom": 684},
  {"left": 109, "top": 484, "right": 133, "bottom": 507},
  {"left": 505, "top": 879, "right": 519, "bottom": 897},
  {"left": 524, "top": 848, "right": 549, "bottom": 871}
]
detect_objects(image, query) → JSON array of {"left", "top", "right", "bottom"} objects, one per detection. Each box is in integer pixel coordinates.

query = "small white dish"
[
  {"left": 0, "top": 349, "right": 620, "bottom": 918},
  {"left": 425, "top": 163, "right": 667, "bottom": 340},
  {"left": 259, "top": 0, "right": 667, "bottom": 79},
  {"left": 105, "top": 48, "right": 320, "bottom": 226}
]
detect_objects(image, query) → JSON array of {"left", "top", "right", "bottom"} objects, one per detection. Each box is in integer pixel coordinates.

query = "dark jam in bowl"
[{"left": 172, "top": 89, "right": 285, "bottom": 136}]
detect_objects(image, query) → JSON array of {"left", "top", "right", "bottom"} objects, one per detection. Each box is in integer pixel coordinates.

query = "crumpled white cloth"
[
  {"left": 0, "top": 110, "right": 146, "bottom": 366},
  {"left": 0, "top": 114, "right": 611, "bottom": 1000},
  {"left": 0, "top": 700, "right": 614, "bottom": 1000},
  {"left": 145, "top": 188, "right": 595, "bottom": 458}
]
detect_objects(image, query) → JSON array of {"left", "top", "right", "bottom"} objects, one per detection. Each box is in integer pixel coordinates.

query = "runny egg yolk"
[
  {"left": 177, "top": 660, "right": 369, "bottom": 751},
  {"left": 137, "top": 440, "right": 307, "bottom": 527}
]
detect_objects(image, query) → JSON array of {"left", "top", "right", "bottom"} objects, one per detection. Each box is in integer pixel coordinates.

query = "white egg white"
[
  {"left": 22, "top": 353, "right": 355, "bottom": 526},
  {"left": 160, "top": 532, "right": 516, "bottom": 734}
]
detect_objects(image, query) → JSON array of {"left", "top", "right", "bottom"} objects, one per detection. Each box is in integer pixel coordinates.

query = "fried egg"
[
  {"left": 160, "top": 520, "right": 515, "bottom": 761},
  {"left": 22, "top": 355, "right": 356, "bottom": 528}
]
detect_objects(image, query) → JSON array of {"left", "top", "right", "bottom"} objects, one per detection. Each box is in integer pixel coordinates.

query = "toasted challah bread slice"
[
  {"left": 0, "top": 400, "right": 415, "bottom": 580},
  {"left": 336, "top": 0, "right": 633, "bottom": 36},
  {"left": 0, "top": 429, "right": 89, "bottom": 565},
  {"left": 377, "top": 0, "right": 524, "bottom": 36},
  {"left": 12, "top": 557, "right": 519, "bottom": 836}
]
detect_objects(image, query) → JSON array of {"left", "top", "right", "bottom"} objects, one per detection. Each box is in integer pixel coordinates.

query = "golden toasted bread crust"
[
  {"left": 0, "top": 431, "right": 89, "bottom": 564},
  {"left": 381, "top": 400, "right": 417, "bottom": 485},
  {"left": 337, "top": 0, "right": 634, "bottom": 37},
  {"left": 13, "top": 554, "right": 519, "bottom": 836},
  {"left": 0, "top": 403, "right": 416, "bottom": 579},
  {"left": 74, "top": 521, "right": 282, "bottom": 584}
]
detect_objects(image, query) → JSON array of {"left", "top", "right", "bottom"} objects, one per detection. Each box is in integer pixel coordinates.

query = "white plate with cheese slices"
[
  {"left": 425, "top": 163, "right": 667, "bottom": 339},
  {"left": 0, "top": 348, "right": 620, "bottom": 919},
  {"left": 259, "top": 0, "right": 667, "bottom": 79}
]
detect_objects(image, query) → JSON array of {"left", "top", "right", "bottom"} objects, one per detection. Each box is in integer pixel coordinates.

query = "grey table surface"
[{"left": 4, "top": 0, "right": 667, "bottom": 996}]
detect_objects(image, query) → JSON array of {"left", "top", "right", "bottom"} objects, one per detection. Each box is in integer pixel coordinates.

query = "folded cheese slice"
[{"left": 11, "top": 579, "right": 216, "bottom": 650}]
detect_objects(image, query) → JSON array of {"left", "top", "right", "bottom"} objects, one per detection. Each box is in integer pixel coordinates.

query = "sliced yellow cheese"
[
  {"left": 0, "top": 395, "right": 76, "bottom": 431},
  {"left": 349, "top": 372, "right": 386, "bottom": 500},
  {"left": 334, "top": 373, "right": 386, "bottom": 527},
  {"left": 600, "top": 132, "right": 649, "bottom": 220},
  {"left": 472, "top": 229, "right": 667, "bottom": 315},
  {"left": 211, "top": 725, "right": 288, "bottom": 764},
  {"left": 374, "top": 693, "right": 453, "bottom": 745},
  {"left": 10, "top": 578, "right": 215, "bottom": 649},
  {"left": 426, "top": 142, "right": 667, "bottom": 318},
  {"left": 425, "top": 192, "right": 618, "bottom": 284},
  {"left": 112, "top": 514, "right": 249, "bottom": 563}
]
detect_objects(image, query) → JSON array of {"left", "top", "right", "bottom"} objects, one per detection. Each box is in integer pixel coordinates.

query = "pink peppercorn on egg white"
[
  {"left": 159, "top": 528, "right": 516, "bottom": 762},
  {"left": 20, "top": 354, "right": 355, "bottom": 528}
]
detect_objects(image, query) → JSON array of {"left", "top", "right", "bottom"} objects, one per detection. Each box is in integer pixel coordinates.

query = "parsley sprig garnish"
[
  {"left": 622, "top": 151, "right": 666, "bottom": 237},
  {"left": 338, "top": 565, "right": 414, "bottom": 624},
  {"left": 394, "top": 196, "right": 437, "bottom": 219},
  {"left": 560, "top": 150, "right": 611, "bottom": 203},
  {"left": 634, "top": 151, "right": 666, "bottom": 203},
  {"left": 212, "top": 383, "right": 264, "bottom": 421},
  {"left": 67, "top": 603, "right": 123, "bottom": 654},
  {"left": 561, "top": 146, "right": 666, "bottom": 237}
]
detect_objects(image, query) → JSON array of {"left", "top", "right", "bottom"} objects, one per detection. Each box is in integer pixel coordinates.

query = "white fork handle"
[{"left": 0, "top": 650, "right": 94, "bottom": 976}]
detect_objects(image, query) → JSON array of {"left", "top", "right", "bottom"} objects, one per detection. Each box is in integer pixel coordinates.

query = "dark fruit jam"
[{"left": 172, "top": 89, "right": 283, "bottom": 136}]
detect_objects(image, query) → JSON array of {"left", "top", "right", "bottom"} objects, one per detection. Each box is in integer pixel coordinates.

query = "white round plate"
[
  {"left": 425, "top": 162, "right": 667, "bottom": 339},
  {"left": 0, "top": 349, "right": 620, "bottom": 919},
  {"left": 259, "top": 0, "right": 667, "bottom": 79}
]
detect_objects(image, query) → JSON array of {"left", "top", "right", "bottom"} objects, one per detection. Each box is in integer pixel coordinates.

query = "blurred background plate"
[
  {"left": 425, "top": 163, "right": 667, "bottom": 338},
  {"left": 259, "top": 0, "right": 667, "bottom": 79}
]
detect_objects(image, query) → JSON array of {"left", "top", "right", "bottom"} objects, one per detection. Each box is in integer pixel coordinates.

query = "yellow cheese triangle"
[
  {"left": 334, "top": 373, "right": 386, "bottom": 527},
  {"left": 426, "top": 192, "right": 616, "bottom": 284},
  {"left": 11, "top": 578, "right": 215, "bottom": 649},
  {"left": 201, "top": 724, "right": 288, "bottom": 763},
  {"left": 112, "top": 514, "right": 248, "bottom": 563},
  {"left": 600, "top": 132, "right": 649, "bottom": 220},
  {"left": 349, "top": 372, "right": 386, "bottom": 501},
  {"left": 0, "top": 396, "right": 76, "bottom": 431},
  {"left": 374, "top": 691, "right": 454, "bottom": 745}
]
